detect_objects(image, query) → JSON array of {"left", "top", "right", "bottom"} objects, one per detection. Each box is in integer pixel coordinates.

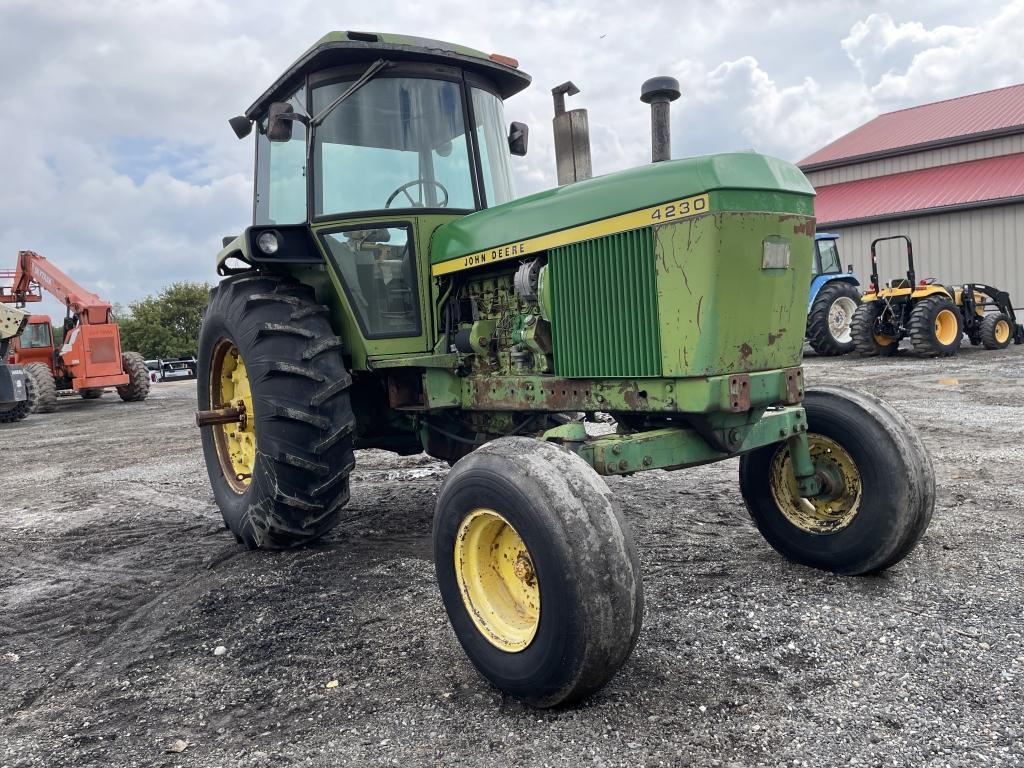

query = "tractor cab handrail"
[{"left": 869, "top": 235, "right": 915, "bottom": 291}]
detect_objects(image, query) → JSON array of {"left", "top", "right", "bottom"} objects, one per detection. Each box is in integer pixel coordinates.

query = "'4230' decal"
[{"left": 649, "top": 193, "right": 709, "bottom": 223}]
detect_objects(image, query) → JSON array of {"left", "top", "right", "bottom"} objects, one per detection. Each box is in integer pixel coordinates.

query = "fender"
[{"left": 808, "top": 274, "right": 860, "bottom": 313}]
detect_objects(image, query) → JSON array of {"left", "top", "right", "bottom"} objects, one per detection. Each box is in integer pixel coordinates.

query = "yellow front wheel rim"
[
  {"left": 770, "top": 434, "right": 863, "bottom": 534},
  {"left": 995, "top": 319, "right": 1011, "bottom": 344},
  {"left": 211, "top": 340, "right": 256, "bottom": 493},
  {"left": 454, "top": 509, "right": 540, "bottom": 652},
  {"left": 934, "top": 309, "right": 959, "bottom": 345}
]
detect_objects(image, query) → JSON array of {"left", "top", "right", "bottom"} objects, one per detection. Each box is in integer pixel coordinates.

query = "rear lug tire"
[
  {"left": 198, "top": 272, "right": 356, "bottom": 550},
  {"left": 806, "top": 282, "right": 861, "bottom": 356},
  {"left": 908, "top": 296, "right": 961, "bottom": 357},
  {"left": 851, "top": 302, "right": 899, "bottom": 357}
]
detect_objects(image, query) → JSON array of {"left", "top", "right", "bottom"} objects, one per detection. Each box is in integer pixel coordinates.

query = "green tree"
[{"left": 119, "top": 282, "right": 211, "bottom": 359}]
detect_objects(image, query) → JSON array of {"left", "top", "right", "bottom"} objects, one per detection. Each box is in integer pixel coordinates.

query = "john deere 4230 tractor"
[{"left": 198, "top": 32, "right": 934, "bottom": 707}]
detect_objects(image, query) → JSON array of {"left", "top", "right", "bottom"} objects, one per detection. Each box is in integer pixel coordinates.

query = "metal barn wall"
[
  {"left": 822, "top": 203, "right": 1024, "bottom": 306},
  {"left": 804, "top": 134, "right": 1024, "bottom": 186}
]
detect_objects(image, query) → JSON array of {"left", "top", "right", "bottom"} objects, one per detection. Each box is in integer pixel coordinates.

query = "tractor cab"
[
  {"left": 9, "top": 315, "right": 54, "bottom": 368},
  {"left": 812, "top": 233, "right": 844, "bottom": 277},
  {"left": 219, "top": 32, "right": 531, "bottom": 360}
]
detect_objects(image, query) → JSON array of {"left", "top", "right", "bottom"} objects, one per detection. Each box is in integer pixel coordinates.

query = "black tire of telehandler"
[
  {"left": 25, "top": 363, "right": 58, "bottom": 413},
  {"left": 806, "top": 281, "right": 861, "bottom": 356},
  {"left": 980, "top": 313, "right": 1013, "bottom": 350},
  {"left": 198, "top": 272, "right": 356, "bottom": 550},
  {"left": 739, "top": 386, "right": 935, "bottom": 576},
  {"left": 433, "top": 437, "right": 644, "bottom": 708},
  {"left": 0, "top": 368, "right": 34, "bottom": 423},
  {"left": 80, "top": 388, "right": 104, "bottom": 399},
  {"left": 907, "top": 296, "right": 961, "bottom": 357},
  {"left": 116, "top": 351, "right": 151, "bottom": 401},
  {"left": 850, "top": 302, "right": 899, "bottom": 357}
]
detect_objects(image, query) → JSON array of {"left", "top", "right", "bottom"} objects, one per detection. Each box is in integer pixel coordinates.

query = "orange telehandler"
[{"left": 0, "top": 250, "right": 149, "bottom": 411}]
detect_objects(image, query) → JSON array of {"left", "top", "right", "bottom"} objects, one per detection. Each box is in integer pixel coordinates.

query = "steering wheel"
[{"left": 385, "top": 179, "right": 449, "bottom": 209}]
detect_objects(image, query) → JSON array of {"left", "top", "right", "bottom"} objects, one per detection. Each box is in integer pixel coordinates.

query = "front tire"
[
  {"left": 80, "top": 388, "right": 104, "bottom": 400},
  {"left": 806, "top": 282, "right": 861, "bottom": 356},
  {"left": 117, "top": 351, "right": 151, "bottom": 401},
  {"left": 433, "top": 438, "right": 643, "bottom": 707},
  {"left": 25, "top": 363, "right": 58, "bottom": 413},
  {"left": 851, "top": 302, "right": 899, "bottom": 357},
  {"left": 739, "top": 386, "right": 934, "bottom": 575},
  {"left": 198, "top": 273, "right": 356, "bottom": 549},
  {"left": 980, "top": 313, "right": 1013, "bottom": 350}
]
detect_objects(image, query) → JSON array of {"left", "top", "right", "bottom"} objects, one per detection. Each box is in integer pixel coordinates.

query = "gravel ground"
[{"left": 1, "top": 345, "right": 1022, "bottom": 767}]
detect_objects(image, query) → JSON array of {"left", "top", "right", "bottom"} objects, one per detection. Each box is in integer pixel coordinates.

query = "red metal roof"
[
  {"left": 800, "top": 82, "right": 1024, "bottom": 168},
  {"left": 814, "top": 153, "right": 1024, "bottom": 226}
]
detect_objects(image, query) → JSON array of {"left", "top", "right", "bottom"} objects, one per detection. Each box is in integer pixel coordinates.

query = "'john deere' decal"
[{"left": 431, "top": 193, "right": 710, "bottom": 277}]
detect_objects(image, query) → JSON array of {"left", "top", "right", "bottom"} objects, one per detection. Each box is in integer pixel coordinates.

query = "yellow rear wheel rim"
[
  {"left": 211, "top": 340, "right": 255, "bottom": 493},
  {"left": 994, "top": 319, "right": 1010, "bottom": 344},
  {"left": 770, "top": 434, "right": 863, "bottom": 534},
  {"left": 454, "top": 509, "right": 540, "bottom": 652},
  {"left": 934, "top": 309, "right": 959, "bottom": 345}
]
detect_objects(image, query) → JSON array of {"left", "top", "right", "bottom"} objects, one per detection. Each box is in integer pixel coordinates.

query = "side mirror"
[
  {"left": 267, "top": 102, "right": 296, "bottom": 142},
  {"left": 508, "top": 121, "right": 529, "bottom": 156},
  {"left": 847, "top": 263, "right": 854, "bottom": 274}
]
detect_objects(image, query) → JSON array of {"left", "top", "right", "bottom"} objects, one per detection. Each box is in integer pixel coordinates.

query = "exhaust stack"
[
  {"left": 551, "top": 81, "right": 593, "bottom": 186},
  {"left": 640, "top": 76, "right": 681, "bottom": 162}
]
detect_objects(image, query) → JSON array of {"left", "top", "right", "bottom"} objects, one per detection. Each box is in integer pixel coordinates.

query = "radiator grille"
[{"left": 549, "top": 228, "right": 662, "bottom": 378}]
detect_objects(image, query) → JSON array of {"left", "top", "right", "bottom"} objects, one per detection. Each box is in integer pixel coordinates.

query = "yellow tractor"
[{"left": 851, "top": 235, "right": 1022, "bottom": 357}]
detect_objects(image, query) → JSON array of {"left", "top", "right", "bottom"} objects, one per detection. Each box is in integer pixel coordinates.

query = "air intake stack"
[{"left": 640, "top": 76, "right": 681, "bottom": 162}]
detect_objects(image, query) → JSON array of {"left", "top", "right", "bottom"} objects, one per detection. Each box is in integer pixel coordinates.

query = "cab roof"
[{"left": 245, "top": 31, "right": 532, "bottom": 119}]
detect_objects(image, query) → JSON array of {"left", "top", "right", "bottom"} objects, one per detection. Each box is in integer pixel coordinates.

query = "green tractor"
[{"left": 197, "top": 32, "right": 934, "bottom": 707}]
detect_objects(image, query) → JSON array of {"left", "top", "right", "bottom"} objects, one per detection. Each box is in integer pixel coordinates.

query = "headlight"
[{"left": 257, "top": 231, "right": 280, "bottom": 255}]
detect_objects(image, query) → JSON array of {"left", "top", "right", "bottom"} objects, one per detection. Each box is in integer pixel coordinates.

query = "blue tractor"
[{"left": 805, "top": 233, "right": 862, "bottom": 356}]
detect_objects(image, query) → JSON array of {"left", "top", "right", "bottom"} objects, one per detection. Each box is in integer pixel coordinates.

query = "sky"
[{"left": 2, "top": 0, "right": 1023, "bottom": 315}]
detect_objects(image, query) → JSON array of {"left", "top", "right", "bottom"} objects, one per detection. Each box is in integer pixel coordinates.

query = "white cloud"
[{"left": 847, "top": 3, "right": 1024, "bottom": 107}]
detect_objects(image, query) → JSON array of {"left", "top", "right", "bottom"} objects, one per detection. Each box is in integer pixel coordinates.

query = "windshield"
[{"left": 313, "top": 77, "right": 476, "bottom": 216}]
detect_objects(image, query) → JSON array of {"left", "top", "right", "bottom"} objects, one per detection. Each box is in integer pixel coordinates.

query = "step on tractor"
[
  {"left": 805, "top": 233, "right": 861, "bottom": 356},
  {"left": 0, "top": 251, "right": 150, "bottom": 411},
  {"left": 0, "top": 304, "right": 33, "bottom": 423},
  {"left": 196, "top": 32, "right": 935, "bottom": 708},
  {"left": 851, "top": 235, "right": 1023, "bottom": 357}
]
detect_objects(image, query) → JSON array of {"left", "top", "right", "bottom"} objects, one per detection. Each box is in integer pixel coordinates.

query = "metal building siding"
[
  {"left": 800, "top": 82, "right": 1024, "bottom": 167},
  {"left": 805, "top": 134, "right": 1024, "bottom": 187},
  {"left": 812, "top": 153, "right": 1024, "bottom": 226},
  {"left": 826, "top": 203, "right": 1024, "bottom": 306}
]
